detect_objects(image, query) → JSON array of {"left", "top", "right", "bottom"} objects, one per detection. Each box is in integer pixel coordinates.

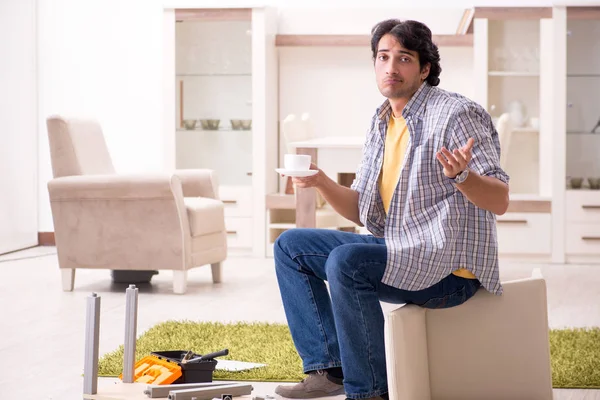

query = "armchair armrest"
[
  {"left": 47, "top": 173, "right": 192, "bottom": 271},
  {"left": 384, "top": 304, "right": 431, "bottom": 400},
  {"left": 173, "top": 169, "right": 219, "bottom": 199},
  {"left": 47, "top": 173, "right": 181, "bottom": 201}
]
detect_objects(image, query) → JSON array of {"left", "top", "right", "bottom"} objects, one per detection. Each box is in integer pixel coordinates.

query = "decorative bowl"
[
  {"left": 182, "top": 119, "right": 197, "bottom": 130},
  {"left": 240, "top": 119, "right": 252, "bottom": 130},
  {"left": 570, "top": 177, "right": 583, "bottom": 189},
  {"left": 200, "top": 119, "right": 220, "bottom": 130},
  {"left": 230, "top": 119, "right": 243, "bottom": 130},
  {"left": 588, "top": 177, "right": 600, "bottom": 190},
  {"left": 230, "top": 119, "right": 252, "bottom": 131}
]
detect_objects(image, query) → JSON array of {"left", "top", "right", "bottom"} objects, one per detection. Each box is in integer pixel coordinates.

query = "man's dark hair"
[{"left": 370, "top": 19, "right": 441, "bottom": 87}]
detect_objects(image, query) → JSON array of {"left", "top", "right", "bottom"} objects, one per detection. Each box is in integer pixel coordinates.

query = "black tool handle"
[
  {"left": 187, "top": 348, "right": 230, "bottom": 363},
  {"left": 201, "top": 348, "right": 229, "bottom": 360}
]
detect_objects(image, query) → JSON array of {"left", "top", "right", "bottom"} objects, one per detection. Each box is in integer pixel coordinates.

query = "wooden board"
[
  {"left": 275, "top": 34, "right": 473, "bottom": 47},
  {"left": 175, "top": 8, "right": 252, "bottom": 22},
  {"left": 567, "top": 7, "right": 600, "bottom": 20},
  {"left": 474, "top": 7, "right": 553, "bottom": 20}
]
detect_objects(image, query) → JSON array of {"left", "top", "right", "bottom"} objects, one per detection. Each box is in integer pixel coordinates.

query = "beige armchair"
[
  {"left": 46, "top": 115, "right": 227, "bottom": 294},
  {"left": 384, "top": 269, "right": 553, "bottom": 400}
]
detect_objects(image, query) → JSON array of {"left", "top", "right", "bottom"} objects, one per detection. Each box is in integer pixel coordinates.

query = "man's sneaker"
[{"left": 274, "top": 369, "right": 344, "bottom": 398}]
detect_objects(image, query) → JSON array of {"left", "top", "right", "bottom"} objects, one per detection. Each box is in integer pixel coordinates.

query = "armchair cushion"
[{"left": 184, "top": 197, "right": 226, "bottom": 237}]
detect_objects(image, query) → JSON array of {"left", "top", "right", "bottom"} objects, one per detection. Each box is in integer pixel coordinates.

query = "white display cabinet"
[
  {"left": 565, "top": 16, "right": 600, "bottom": 185},
  {"left": 166, "top": 7, "right": 279, "bottom": 256},
  {"left": 473, "top": 7, "right": 555, "bottom": 262},
  {"left": 474, "top": 8, "right": 553, "bottom": 199},
  {"left": 175, "top": 20, "right": 253, "bottom": 186},
  {"left": 563, "top": 7, "right": 600, "bottom": 263}
]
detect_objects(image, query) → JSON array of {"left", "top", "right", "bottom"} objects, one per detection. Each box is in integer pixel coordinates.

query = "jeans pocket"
[{"left": 419, "top": 285, "right": 468, "bottom": 309}]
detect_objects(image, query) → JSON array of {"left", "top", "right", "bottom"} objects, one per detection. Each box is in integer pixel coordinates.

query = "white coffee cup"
[{"left": 284, "top": 154, "right": 311, "bottom": 171}]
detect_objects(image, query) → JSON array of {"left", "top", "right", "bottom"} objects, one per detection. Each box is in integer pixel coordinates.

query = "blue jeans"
[{"left": 274, "top": 228, "right": 481, "bottom": 399}]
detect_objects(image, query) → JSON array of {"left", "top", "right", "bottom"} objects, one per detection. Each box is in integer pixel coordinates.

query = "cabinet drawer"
[
  {"left": 566, "top": 223, "right": 600, "bottom": 255},
  {"left": 219, "top": 186, "right": 252, "bottom": 217},
  {"left": 497, "top": 213, "right": 551, "bottom": 255},
  {"left": 225, "top": 217, "right": 252, "bottom": 248},
  {"left": 566, "top": 191, "right": 600, "bottom": 223}
]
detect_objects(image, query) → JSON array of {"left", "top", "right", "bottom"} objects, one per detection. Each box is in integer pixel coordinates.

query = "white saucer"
[{"left": 275, "top": 168, "right": 318, "bottom": 177}]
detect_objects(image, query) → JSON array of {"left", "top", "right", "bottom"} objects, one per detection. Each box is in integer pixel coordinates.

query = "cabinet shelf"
[
  {"left": 176, "top": 128, "right": 252, "bottom": 132},
  {"left": 488, "top": 71, "right": 539, "bottom": 77},
  {"left": 513, "top": 127, "right": 539, "bottom": 133},
  {"left": 177, "top": 73, "right": 251, "bottom": 77}
]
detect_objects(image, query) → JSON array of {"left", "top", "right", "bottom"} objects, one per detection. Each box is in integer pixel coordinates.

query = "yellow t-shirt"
[
  {"left": 379, "top": 114, "right": 476, "bottom": 280},
  {"left": 380, "top": 115, "right": 409, "bottom": 214}
]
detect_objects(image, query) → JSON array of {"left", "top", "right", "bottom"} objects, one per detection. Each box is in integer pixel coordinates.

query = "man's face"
[{"left": 374, "top": 33, "right": 430, "bottom": 100}]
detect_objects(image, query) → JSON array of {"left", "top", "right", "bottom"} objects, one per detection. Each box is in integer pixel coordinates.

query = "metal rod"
[
  {"left": 143, "top": 382, "right": 233, "bottom": 398},
  {"left": 83, "top": 293, "right": 101, "bottom": 395},
  {"left": 167, "top": 383, "right": 254, "bottom": 400},
  {"left": 122, "top": 284, "right": 139, "bottom": 383}
]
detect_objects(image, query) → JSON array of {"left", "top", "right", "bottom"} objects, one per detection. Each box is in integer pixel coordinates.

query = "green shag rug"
[{"left": 97, "top": 321, "right": 600, "bottom": 388}]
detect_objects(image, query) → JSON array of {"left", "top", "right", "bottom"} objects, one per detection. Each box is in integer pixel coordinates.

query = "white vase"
[{"left": 508, "top": 101, "right": 527, "bottom": 127}]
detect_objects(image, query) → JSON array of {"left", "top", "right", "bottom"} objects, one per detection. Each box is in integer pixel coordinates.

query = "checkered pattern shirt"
[{"left": 351, "top": 82, "right": 509, "bottom": 295}]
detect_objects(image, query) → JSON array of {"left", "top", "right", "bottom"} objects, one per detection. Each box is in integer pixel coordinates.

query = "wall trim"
[
  {"left": 275, "top": 34, "right": 474, "bottom": 47},
  {"left": 567, "top": 6, "right": 600, "bottom": 20},
  {"left": 474, "top": 7, "right": 553, "bottom": 19},
  {"left": 175, "top": 8, "right": 252, "bottom": 22},
  {"left": 38, "top": 232, "right": 55, "bottom": 246}
]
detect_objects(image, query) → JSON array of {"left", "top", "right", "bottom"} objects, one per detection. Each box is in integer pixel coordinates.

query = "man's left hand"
[{"left": 436, "top": 137, "right": 475, "bottom": 179}]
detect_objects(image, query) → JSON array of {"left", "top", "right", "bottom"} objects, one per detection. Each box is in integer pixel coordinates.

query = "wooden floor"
[{"left": 0, "top": 246, "right": 598, "bottom": 399}]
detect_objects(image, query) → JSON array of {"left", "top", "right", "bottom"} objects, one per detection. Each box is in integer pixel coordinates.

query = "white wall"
[
  {"left": 278, "top": 46, "right": 474, "bottom": 140},
  {"left": 37, "top": 0, "right": 167, "bottom": 231},
  {"left": 278, "top": 47, "right": 382, "bottom": 139},
  {"left": 276, "top": 7, "right": 466, "bottom": 35},
  {"left": 0, "top": 0, "right": 38, "bottom": 253}
]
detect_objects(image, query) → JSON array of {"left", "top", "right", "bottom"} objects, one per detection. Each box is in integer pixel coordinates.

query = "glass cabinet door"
[
  {"left": 565, "top": 14, "right": 600, "bottom": 190},
  {"left": 174, "top": 15, "right": 253, "bottom": 187},
  {"left": 486, "top": 18, "right": 542, "bottom": 196}
]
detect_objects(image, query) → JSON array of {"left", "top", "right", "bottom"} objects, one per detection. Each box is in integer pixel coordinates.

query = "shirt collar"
[{"left": 376, "top": 81, "right": 433, "bottom": 121}]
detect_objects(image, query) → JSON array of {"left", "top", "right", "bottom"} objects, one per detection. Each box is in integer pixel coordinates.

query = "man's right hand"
[
  {"left": 291, "top": 163, "right": 325, "bottom": 189},
  {"left": 287, "top": 163, "right": 363, "bottom": 227}
]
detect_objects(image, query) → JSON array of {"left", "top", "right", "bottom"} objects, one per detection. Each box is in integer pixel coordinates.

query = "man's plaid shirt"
[{"left": 351, "top": 82, "right": 509, "bottom": 295}]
